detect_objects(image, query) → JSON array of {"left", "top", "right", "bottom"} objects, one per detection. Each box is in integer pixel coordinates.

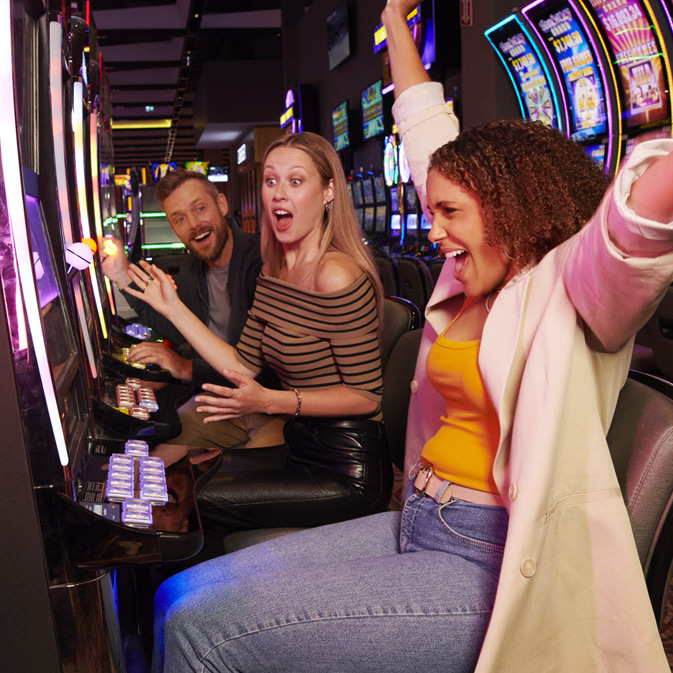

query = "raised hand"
[
  {"left": 124, "top": 260, "right": 180, "bottom": 316},
  {"left": 99, "top": 236, "right": 133, "bottom": 288},
  {"left": 194, "top": 369, "right": 272, "bottom": 421}
]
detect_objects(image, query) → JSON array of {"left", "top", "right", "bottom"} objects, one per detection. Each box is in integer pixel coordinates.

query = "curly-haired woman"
[{"left": 147, "top": 2, "right": 673, "bottom": 671}]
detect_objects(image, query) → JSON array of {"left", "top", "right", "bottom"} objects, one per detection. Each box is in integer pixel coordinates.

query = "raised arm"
[
  {"left": 564, "top": 139, "right": 673, "bottom": 351},
  {"left": 381, "top": 0, "right": 431, "bottom": 99},
  {"left": 124, "top": 261, "right": 256, "bottom": 379},
  {"left": 625, "top": 143, "right": 673, "bottom": 233}
]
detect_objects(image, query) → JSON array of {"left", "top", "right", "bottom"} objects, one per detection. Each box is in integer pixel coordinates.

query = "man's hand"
[
  {"left": 99, "top": 236, "right": 133, "bottom": 288},
  {"left": 128, "top": 342, "right": 193, "bottom": 381}
]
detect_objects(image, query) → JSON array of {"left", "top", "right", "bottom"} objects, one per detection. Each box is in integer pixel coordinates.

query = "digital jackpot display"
[
  {"left": 332, "top": 101, "right": 350, "bottom": 151},
  {"left": 523, "top": 0, "right": 609, "bottom": 142},
  {"left": 583, "top": 0, "right": 670, "bottom": 130},
  {"left": 361, "top": 80, "right": 384, "bottom": 139},
  {"left": 485, "top": 15, "right": 562, "bottom": 129}
]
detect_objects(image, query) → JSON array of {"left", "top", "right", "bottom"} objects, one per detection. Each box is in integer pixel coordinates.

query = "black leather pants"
[{"left": 194, "top": 417, "right": 393, "bottom": 560}]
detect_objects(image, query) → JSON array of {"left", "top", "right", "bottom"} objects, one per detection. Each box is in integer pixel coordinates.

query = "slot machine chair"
[
  {"left": 374, "top": 254, "right": 401, "bottom": 298},
  {"left": 394, "top": 255, "right": 434, "bottom": 316},
  {"left": 633, "top": 285, "right": 673, "bottom": 381}
]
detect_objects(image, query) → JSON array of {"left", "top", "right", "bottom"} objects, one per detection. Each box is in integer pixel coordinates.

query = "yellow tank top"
[{"left": 420, "top": 299, "right": 501, "bottom": 494}]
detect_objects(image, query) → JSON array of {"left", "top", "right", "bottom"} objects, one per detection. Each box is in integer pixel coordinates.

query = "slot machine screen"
[
  {"left": 405, "top": 187, "right": 419, "bottom": 213},
  {"left": 363, "top": 206, "right": 375, "bottom": 233},
  {"left": 406, "top": 213, "right": 418, "bottom": 232},
  {"left": 327, "top": 0, "right": 351, "bottom": 70},
  {"left": 355, "top": 207, "right": 365, "bottom": 227},
  {"left": 362, "top": 177, "right": 375, "bottom": 205},
  {"left": 140, "top": 184, "right": 180, "bottom": 247},
  {"left": 332, "top": 101, "right": 350, "bottom": 151},
  {"left": 26, "top": 196, "right": 77, "bottom": 383},
  {"left": 420, "top": 213, "right": 432, "bottom": 231},
  {"left": 373, "top": 175, "right": 386, "bottom": 203},
  {"left": 351, "top": 179, "right": 364, "bottom": 207},
  {"left": 362, "top": 80, "right": 384, "bottom": 140},
  {"left": 390, "top": 186, "right": 400, "bottom": 214},
  {"left": 390, "top": 213, "right": 402, "bottom": 232},
  {"left": 523, "top": 0, "right": 608, "bottom": 142},
  {"left": 585, "top": 142, "right": 607, "bottom": 169},
  {"left": 375, "top": 206, "right": 388, "bottom": 233},
  {"left": 583, "top": 0, "right": 670, "bottom": 130},
  {"left": 485, "top": 15, "right": 560, "bottom": 128}
]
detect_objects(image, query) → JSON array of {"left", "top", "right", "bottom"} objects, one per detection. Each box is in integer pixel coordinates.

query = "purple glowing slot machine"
[{"left": 0, "top": 6, "right": 221, "bottom": 671}]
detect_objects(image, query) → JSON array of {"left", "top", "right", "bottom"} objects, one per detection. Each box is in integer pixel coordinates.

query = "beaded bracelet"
[{"left": 293, "top": 388, "right": 302, "bottom": 417}]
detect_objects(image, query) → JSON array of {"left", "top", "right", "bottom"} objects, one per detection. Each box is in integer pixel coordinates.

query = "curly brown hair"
[{"left": 429, "top": 119, "right": 610, "bottom": 268}]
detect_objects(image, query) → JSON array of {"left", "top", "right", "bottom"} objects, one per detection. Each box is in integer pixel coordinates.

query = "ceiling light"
[{"left": 111, "top": 119, "right": 172, "bottom": 130}]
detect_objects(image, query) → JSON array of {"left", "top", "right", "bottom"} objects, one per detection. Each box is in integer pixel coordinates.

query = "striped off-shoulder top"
[{"left": 235, "top": 272, "right": 382, "bottom": 408}]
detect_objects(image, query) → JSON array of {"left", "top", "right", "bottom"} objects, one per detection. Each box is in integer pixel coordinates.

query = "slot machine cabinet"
[
  {"left": 521, "top": 0, "right": 620, "bottom": 175},
  {"left": 579, "top": 0, "right": 673, "bottom": 164}
]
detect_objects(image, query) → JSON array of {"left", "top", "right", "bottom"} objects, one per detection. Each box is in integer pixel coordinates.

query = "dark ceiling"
[{"left": 89, "top": 0, "right": 296, "bottom": 170}]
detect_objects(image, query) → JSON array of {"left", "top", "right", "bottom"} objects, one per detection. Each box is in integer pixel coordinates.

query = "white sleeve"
[{"left": 392, "top": 82, "right": 460, "bottom": 218}]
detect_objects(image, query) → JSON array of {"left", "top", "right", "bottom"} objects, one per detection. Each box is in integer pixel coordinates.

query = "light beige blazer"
[{"left": 394, "top": 83, "right": 673, "bottom": 672}]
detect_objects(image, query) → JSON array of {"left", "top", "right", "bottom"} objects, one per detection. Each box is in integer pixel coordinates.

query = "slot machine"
[
  {"left": 1, "top": 6, "right": 221, "bottom": 671},
  {"left": 350, "top": 175, "right": 365, "bottom": 229},
  {"left": 360, "top": 172, "right": 377, "bottom": 241},
  {"left": 579, "top": 0, "right": 673, "bottom": 164},
  {"left": 373, "top": 172, "right": 388, "bottom": 243},
  {"left": 521, "top": 0, "right": 620, "bottom": 174}
]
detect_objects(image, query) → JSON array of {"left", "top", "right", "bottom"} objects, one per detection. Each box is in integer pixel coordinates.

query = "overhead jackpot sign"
[
  {"left": 585, "top": 0, "right": 670, "bottom": 128},
  {"left": 524, "top": 2, "right": 608, "bottom": 141},
  {"left": 486, "top": 17, "right": 561, "bottom": 129}
]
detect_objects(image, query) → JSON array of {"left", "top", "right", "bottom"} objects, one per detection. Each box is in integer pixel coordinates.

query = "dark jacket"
[{"left": 125, "top": 220, "right": 263, "bottom": 388}]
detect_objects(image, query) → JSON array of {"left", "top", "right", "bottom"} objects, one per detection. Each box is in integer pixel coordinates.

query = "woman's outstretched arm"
[{"left": 124, "top": 261, "right": 256, "bottom": 379}]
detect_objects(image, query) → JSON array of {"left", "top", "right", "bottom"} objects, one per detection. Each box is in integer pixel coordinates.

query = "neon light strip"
[
  {"left": 49, "top": 22, "right": 97, "bottom": 378},
  {"left": 73, "top": 84, "right": 107, "bottom": 340},
  {"left": 140, "top": 212, "right": 168, "bottom": 218},
  {"left": 105, "top": 276, "right": 116, "bottom": 317},
  {"left": 72, "top": 82, "right": 91, "bottom": 239},
  {"left": 49, "top": 22, "right": 74, "bottom": 246},
  {"left": 141, "top": 243, "right": 186, "bottom": 250},
  {"left": 0, "top": 13, "right": 69, "bottom": 466},
  {"left": 89, "top": 112, "right": 103, "bottom": 240}
]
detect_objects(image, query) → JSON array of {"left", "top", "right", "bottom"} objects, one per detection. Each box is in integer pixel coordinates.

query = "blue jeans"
[{"left": 153, "top": 486, "right": 508, "bottom": 673}]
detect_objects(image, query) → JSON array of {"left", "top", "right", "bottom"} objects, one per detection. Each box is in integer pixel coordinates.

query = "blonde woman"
[{"left": 126, "top": 132, "right": 391, "bottom": 560}]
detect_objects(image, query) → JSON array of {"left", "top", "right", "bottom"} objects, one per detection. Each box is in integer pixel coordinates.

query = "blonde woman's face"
[
  {"left": 262, "top": 147, "right": 334, "bottom": 251},
  {"left": 426, "top": 168, "right": 513, "bottom": 297}
]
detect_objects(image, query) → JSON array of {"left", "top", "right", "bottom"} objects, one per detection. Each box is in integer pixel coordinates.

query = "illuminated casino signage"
[
  {"left": 151, "top": 162, "right": 176, "bottom": 182},
  {"left": 485, "top": 15, "right": 563, "bottom": 129},
  {"left": 373, "top": 8, "right": 421, "bottom": 52},
  {"left": 523, "top": 0, "right": 609, "bottom": 142},
  {"left": 383, "top": 135, "right": 398, "bottom": 186},
  {"left": 280, "top": 89, "right": 296, "bottom": 131},
  {"left": 583, "top": 0, "right": 671, "bottom": 129}
]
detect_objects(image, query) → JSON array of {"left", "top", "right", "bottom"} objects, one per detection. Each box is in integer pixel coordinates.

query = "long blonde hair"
[{"left": 260, "top": 132, "right": 383, "bottom": 320}]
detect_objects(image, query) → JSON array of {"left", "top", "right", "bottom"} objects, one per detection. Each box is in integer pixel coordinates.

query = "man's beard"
[{"left": 187, "top": 217, "right": 229, "bottom": 262}]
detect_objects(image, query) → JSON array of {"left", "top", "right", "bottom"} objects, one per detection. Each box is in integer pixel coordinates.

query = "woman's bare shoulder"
[{"left": 314, "top": 251, "right": 363, "bottom": 293}]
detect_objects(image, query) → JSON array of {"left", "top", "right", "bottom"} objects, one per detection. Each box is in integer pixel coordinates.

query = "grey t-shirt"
[{"left": 206, "top": 263, "right": 231, "bottom": 343}]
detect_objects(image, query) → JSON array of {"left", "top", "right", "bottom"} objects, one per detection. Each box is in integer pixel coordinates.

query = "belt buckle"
[{"left": 415, "top": 464, "right": 434, "bottom": 495}]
